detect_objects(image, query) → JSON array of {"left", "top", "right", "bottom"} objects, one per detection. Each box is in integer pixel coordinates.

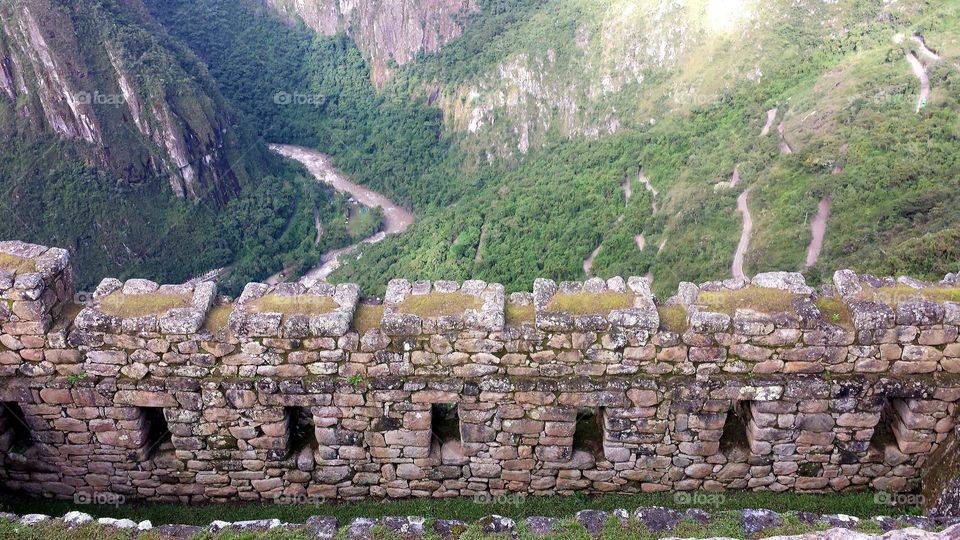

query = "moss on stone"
[
  {"left": 815, "top": 296, "right": 853, "bottom": 328},
  {"left": 863, "top": 285, "right": 960, "bottom": 305},
  {"left": 202, "top": 304, "right": 234, "bottom": 332},
  {"left": 352, "top": 304, "right": 385, "bottom": 334},
  {"left": 505, "top": 304, "right": 535, "bottom": 326},
  {"left": 657, "top": 305, "right": 688, "bottom": 333},
  {"left": 698, "top": 287, "right": 798, "bottom": 315},
  {"left": 0, "top": 253, "right": 36, "bottom": 274},
  {"left": 99, "top": 292, "right": 193, "bottom": 317},
  {"left": 546, "top": 292, "right": 634, "bottom": 315},
  {"left": 398, "top": 293, "right": 482, "bottom": 318},
  {"left": 249, "top": 295, "right": 336, "bottom": 316}
]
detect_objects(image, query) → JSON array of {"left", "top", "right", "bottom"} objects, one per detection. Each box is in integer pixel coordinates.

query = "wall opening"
[
  {"left": 573, "top": 406, "right": 604, "bottom": 457},
  {"left": 286, "top": 407, "right": 316, "bottom": 456},
  {"left": 869, "top": 400, "right": 898, "bottom": 453},
  {"left": 720, "top": 401, "right": 751, "bottom": 459},
  {"left": 431, "top": 403, "right": 460, "bottom": 444},
  {"left": 0, "top": 402, "right": 32, "bottom": 454},
  {"left": 140, "top": 407, "right": 171, "bottom": 459}
]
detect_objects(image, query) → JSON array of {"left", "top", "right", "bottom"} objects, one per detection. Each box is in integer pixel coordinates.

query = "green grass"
[
  {"left": 657, "top": 305, "right": 688, "bottom": 333},
  {"left": 398, "top": 293, "right": 483, "bottom": 318},
  {"left": 352, "top": 304, "right": 385, "bottom": 334},
  {"left": 0, "top": 253, "right": 36, "bottom": 274},
  {"left": 505, "top": 304, "right": 535, "bottom": 326},
  {"left": 0, "top": 490, "right": 920, "bottom": 530},
  {"left": 98, "top": 292, "right": 194, "bottom": 318},
  {"left": 546, "top": 293, "right": 635, "bottom": 315},
  {"left": 0, "top": 512, "right": 917, "bottom": 540},
  {"left": 697, "top": 288, "right": 798, "bottom": 316},
  {"left": 814, "top": 296, "right": 852, "bottom": 328},
  {"left": 249, "top": 295, "right": 337, "bottom": 316},
  {"left": 202, "top": 304, "right": 234, "bottom": 332},
  {"left": 862, "top": 285, "right": 960, "bottom": 306}
]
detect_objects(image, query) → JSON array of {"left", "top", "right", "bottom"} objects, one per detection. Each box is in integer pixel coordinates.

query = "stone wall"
[{"left": 0, "top": 240, "right": 958, "bottom": 504}]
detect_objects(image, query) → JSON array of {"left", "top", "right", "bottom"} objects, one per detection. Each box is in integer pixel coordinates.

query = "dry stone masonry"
[{"left": 0, "top": 240, "right": 959, "bottom": 509}]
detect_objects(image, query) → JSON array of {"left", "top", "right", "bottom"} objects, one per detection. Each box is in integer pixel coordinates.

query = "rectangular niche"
[
  {"left": 869, "top": 400, "right": 898, "bottom": 454},
  {"left": 720, "top": 401, "right": 752, "bottom": 461},
  {"left": 139, "top": 407, "right": 171, "bottom": 460},
  {"left": 430, "top": 403, "right": 461, "bottom": 445},
  {"left": 573, "top": 406, "right": 605, "bottom": 458},
  {"left": 0, "top": 402, "right": 32, "bottom": 454},
  {"left": 286, "top": 407, "right": 317, "bottom": 456}
]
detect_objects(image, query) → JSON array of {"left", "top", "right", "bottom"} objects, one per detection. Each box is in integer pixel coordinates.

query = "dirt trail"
[
  {"left": 622, "top": 178, "right": 632, "bottom": 205},
  {"left": 732, "top": 190, "right": 753, "bottom": 281},
  {"left": 583, "top": 245, "right": 602, "bottom": 276},
  {"left": 267, "top": 144, "right": 415, "bottom": 286},
  {"left": 905, "top": 52, "right": 930, "bottom": 113},
  {"left": 638, "top": 170, "right": 659, "bottom": 212},
  {"left": 760, "top": 108, "right": 777, "bottom": 137},
  {"left": 805, "top": 196, "right": 831, "bottom": 268},
  {"left": 730, "top": 165, "right": 741, "bottom": 188},
  {"left": 805, "top": 144, "right": 846, "bottom": 268},
  {"left": 776, "top": 122, "right": 793, "bottom": 154},
  {"left": 635, "top": 234, "right": 645, "bottom": 251},
  {"left": 912, "top": 35, "right": 941, "bottom": 61}
]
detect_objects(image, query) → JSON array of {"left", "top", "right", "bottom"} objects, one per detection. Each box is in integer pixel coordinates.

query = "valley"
[
  {"left": 267, "top": 144, "right": 414, "bottom": 286},
  {"left": 1, "top": 0, "right": 959, "bottom": 299}
]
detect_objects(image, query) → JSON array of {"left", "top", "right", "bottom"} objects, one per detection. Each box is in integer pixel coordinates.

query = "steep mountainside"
[
  {"left": 148, "top": 0, "right": 960, "bottom": 296},
  {"left": 265, "top": 0, "right": 477, "bottom": 85},
  {"left": 0, "top": 0, "right": 363, "bottom": 292},
  {"left": 327, "top": 0, "right": 960, "bottom": 295},
  {"left": 0, "top": 0, "right": 248, "bottom": 201}
]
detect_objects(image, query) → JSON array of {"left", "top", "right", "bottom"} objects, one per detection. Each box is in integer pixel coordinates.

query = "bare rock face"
[
  {"left": 265, "top": 0, "right": 478, "bottom": 85},
  {"left": 0, "top": 0, "right": 242, "bottom": 201}
]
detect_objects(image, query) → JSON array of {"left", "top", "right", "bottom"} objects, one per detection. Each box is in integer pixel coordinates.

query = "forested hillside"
[
  {"left": 5, "top": 0, "right": 956, "bottom": 297},
  {"left": 147, "top": 0, "right": 960, "bottom": 296},
  {"left": 0, "top": 0, "right": 357, "bottom": 292}
]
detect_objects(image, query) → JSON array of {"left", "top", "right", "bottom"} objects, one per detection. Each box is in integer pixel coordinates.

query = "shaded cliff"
[
  {"left": 0, "top": 0, "right": 247, "bottom": 202},
  {"left": 265, "top": 0, "right": 478, "bottom": 85}
]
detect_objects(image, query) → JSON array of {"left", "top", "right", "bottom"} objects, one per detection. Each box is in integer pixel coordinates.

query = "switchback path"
[
  {"left": 805, "top": 196, "right": 831, "bottom": 268},
  {"left": 267, "top": 144, "right": 415, "bottom": 286},
  {"left": 732, "top": 190, "right": 753, "bottom": 281},
  {"left": 906, "top": 51, "right": 930, "bottom": 113}
]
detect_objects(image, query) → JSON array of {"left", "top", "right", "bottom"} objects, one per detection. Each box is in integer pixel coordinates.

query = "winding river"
[{"left": 267, "top": 144, "right": 415, "bottom": 287}]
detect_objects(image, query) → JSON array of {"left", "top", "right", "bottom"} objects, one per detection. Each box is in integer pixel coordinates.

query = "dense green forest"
[
  {"left": 145, "top": 0, "right": 960, "bottom": 297},
  {"left": 0, "top": 0, "right": 359, "bottom": 294},
  {"left": 5, "top": 0, "right": 957, "bottom": 298}
]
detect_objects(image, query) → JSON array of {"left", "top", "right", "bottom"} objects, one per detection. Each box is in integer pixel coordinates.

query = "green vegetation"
[
  {"left": 352, "top": 304, "right": 385, "bottom": 334},
  {"left": 546, "top": 292, "right": 635, "bottom": 315},
  {"left": 861, "top": 285, "right": 960, "bottom": 305},
  {"left": 505, "top": 304, "right": 535, "bottom": 326},
  {"left": 249, "top": 295, "right": 337, "bottom": 316},
  {"left": 814, "top": 296, "right": 853, "bottom": 328},
  {"left": 0, "top": 253, "right": 36, "bottom": 274},
  {"left": 0, "top": 490, "right": 921, "bottom": 534},
  {"left": 202, "top": 304, "right": 234, "bottom": 333},
  {"left": 657, "top": 305, "right": 688, "bottom": 333},
  {"left": 398, "top": 294, "right": 483, "bottom": 318},
  {"left": 98, "top": 292, "right": 193, "bottom": 317},
  {"left": 698, "top": 288, "right": 798, "bottom": 316}
]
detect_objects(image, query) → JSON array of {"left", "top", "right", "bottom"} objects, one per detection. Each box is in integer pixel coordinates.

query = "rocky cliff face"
[
  {"left": 0, "top": 0, "right": 244, "bottom": 201},
  {"left": 266, "top": 0, "right": 477, "bottom": 85}
]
